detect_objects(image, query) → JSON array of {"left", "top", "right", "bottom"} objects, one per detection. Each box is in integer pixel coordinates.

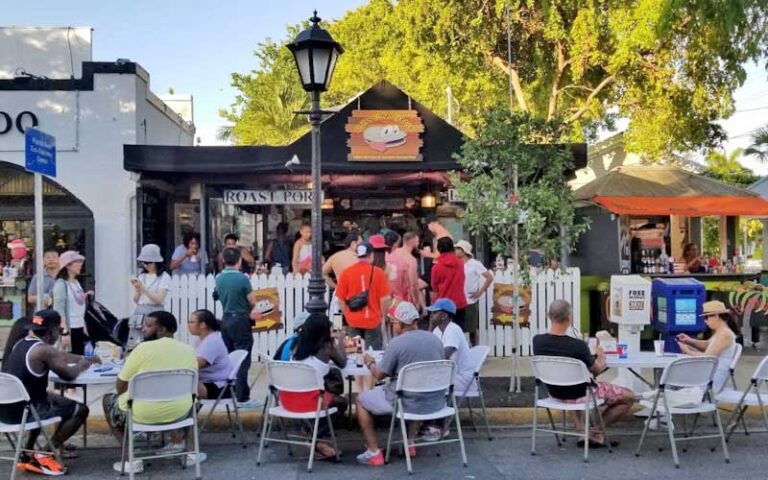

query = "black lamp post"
[{"left": 287, "top": 11, "right": 343, "bottom": 315}]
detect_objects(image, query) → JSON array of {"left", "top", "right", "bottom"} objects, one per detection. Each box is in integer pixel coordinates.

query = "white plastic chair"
[
  {"left": 634, "top": 356, "right": 729, "bottom": 468},
  {"left": 384, "top": 360, "right": 467, "bottom": 474},
  {"left": 444, "top": 345, "right": 492, "bottom": 440},
  {"left": 717, "top": 355, "right": 768, "bottom": 441},
  {"left": 256, "top": 361, "right": 340, "bottom": 473},
  {"left": 728, "top": 343, "right": 743, "bottom": 390},
  {"left": 120, "top": 369, "right": 201, "bottom": 480},
  {"left": 531, "top": 356, "right": 610, "bottom": 462},
  {"left": 199, "top": 350, "right": 248, "bottom": 447},
  {"left": 0, "top": 373, "right": 62, "bottom": 480}
]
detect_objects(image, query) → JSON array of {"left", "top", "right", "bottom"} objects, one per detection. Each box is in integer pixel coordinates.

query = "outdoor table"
[
  {"left": 50, "top": 362, "right": 122, "bottom": 447},
  {"left": 340, "top": 351, "right": 383, "bottom": 421},
  {"left": 604, "top": 352, "right": 682, "bottom": 388}
]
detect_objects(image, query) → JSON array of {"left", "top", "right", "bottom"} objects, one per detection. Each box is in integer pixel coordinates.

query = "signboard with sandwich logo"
[{"left": 345, "top": 110, "right": 424, "bottom": 161}]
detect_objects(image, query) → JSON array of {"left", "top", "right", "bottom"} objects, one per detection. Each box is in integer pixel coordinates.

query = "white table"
[
  {"left": 340, "top": 351, "right": 382, "bottom": 421},
  {"left": 50, "top": 362, "right": 122, "bottom": 447},
  {"left": 605, "top": 352, "right": 682, "bottom": 371}
]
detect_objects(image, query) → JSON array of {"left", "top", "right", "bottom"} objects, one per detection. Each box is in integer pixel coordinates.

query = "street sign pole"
[
  {"left": 34, "top": 173, "right": 44, "bottom": 311},
  {"left": 25, "top": 128, "right": 56, "bottom": 312}
]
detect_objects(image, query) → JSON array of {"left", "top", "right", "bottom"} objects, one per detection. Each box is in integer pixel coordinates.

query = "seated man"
[
  {"left": 355, "top": 302, "right": 445, "bottom": 466},
  {"left": 0, "top": 310, "right": 96, "bottom": 476},
  {"left": 426, "top": 298, "right": 476, "bottom": 440},
  {"left": 104, "top": 311, "right": 201, "bottom": 474},
  {"left": 532, "top": 299, "right": 634, "bottom": 447}
]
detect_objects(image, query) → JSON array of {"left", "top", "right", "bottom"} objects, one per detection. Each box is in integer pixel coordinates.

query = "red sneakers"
[
  {"left": 356, "top": 449, "right": 385, "bottom": 466},
  {"left": 17, "top": 453, "right": 66, "bottom": 476}
]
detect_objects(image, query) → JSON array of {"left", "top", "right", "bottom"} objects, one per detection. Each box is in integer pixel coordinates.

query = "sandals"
[
  {"left": 576, "top": 439, "right": 619, "bottom": 448},
  {"left": 314, "top": 443, "right": 340, "bottom": 461}
]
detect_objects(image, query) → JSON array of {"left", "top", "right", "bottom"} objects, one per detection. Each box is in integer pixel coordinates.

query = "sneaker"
[
  {"left": 406, "top": 442, "right": 417, "bottom": 458},
  {"left": 419, "top": 426, "right": 449, "bottom": 442},
  {"left": 648, "top": 417, "right": 674, "bottom": 431},
  {"left": 156, "top": 442, "right": 185, "bottom": 456},
  {"left": 181, "top": 452, "right": 207, "bottom": 467},
  {"left": 17, "top": 453, "right": 66, "bottom": 476},
  {"left": 112, "top": 460, "right": 144, "bottom": 474},
  {"left": 356, "top": 449, "right": 384, "bottom": 466}
]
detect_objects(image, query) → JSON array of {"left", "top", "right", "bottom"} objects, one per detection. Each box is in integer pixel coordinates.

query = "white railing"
[{"left": 161, "top": 267, "right": 581, "bottom": 358}]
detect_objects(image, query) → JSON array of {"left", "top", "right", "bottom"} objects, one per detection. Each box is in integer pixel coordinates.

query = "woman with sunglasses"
[
  {"left": 128, "top": 244, "right": 171, "bottom": 350},
  {"left": 676, "top": 300, "right": 739, "bottom": 393}
]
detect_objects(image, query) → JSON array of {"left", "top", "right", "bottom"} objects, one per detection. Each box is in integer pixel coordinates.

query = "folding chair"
[
  {"left": 384, "top": 359, "right": 468, "bottom": 474},
  {"left": 728, "top": 343, "right": 743, "bottom": 390},
  {"left": 444, "top": 345, "right": 492, "bottom": 440},
  {"left": 256, "top": 361, "right": 340, "bottom": 473},
  {"left": 635, "top": 356, "right": 729, "bottom": 468},
  {"left": 0, "top": 374, "right": 62, "bottom": 480},
  {"left": 717, "top": 355, "right": 768, "bottom": 441},
  {"left": 531, "top": 356, "right": 611, "bottom": 462},
  {"left": 120, "top": 369, "right": 201, "bottom": 480},
  {"left": 715, "top": 343, "right": 748, "bottom": 435},
  {"left": 199, "top": 350, "right": 248, "bottom": 447}
]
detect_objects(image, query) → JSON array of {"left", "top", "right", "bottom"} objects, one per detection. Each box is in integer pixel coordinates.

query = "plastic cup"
[
  {"left": 654, "top": 340, "right": 665, "bottom": 356},
  {"left": 617, "top": 343, "right": 628, "bottom": 359}
]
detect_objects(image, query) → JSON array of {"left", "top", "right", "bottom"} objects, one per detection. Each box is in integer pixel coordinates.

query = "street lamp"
[{"left": 287, "top": 11, "right": 343, "bottom": 315}]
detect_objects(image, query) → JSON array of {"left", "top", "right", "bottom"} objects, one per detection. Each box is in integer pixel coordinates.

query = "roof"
[
  {"left": 574, "top": 165, "right": 768, "bottom": 216},
  {"left": 124, "top": 80, "right": 587, "bottom": 177}
]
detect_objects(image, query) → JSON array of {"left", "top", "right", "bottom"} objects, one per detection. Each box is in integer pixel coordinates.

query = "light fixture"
[
  {"left": 322, "top": 198, "right": 334, "bottom": 210},
  {"left": 421, "top": 192, "right": 436, "bottom": 209},
  {"left": 287, "top": 11, "right": 344, "bottom": 93}
]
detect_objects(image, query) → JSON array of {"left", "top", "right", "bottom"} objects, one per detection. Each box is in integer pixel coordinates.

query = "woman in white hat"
[
  {"left": 676, "top": 300, "right": 739, "bottom": 393},
  {"left": 53, "top": 250, "right": 92, "bottom": 354},
  {"left": 128, "top": 244, "right": 171, "bottom": 350}
]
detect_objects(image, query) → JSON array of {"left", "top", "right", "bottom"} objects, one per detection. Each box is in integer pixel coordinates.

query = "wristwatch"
[{"left": 61, "top": 330, "right": 70, "bottom": 336}]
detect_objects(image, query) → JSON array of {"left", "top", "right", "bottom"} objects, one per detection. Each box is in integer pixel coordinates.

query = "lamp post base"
[{"left": 305, "top": 277, "right": 328, "bottom": 315}]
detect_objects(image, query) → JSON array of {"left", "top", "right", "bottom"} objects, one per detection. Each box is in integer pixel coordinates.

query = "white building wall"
[{"left": 0, "top": 27, "right": 92, "bottom": 79}]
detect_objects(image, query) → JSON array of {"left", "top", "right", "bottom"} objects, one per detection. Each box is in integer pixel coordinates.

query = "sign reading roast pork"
[
  {"left": 345, "top": 110, "right": 424, "bottom": 162},
  {"left": 223, "top": 189, "right": 322, "bottom": 205}
]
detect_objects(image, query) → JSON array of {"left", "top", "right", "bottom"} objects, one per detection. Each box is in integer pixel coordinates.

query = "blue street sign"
[{"left": 25, "top": 128, "right": 56, "bottom": 177}]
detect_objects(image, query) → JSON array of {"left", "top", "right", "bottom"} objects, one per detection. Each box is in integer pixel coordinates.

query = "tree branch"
[
  {"left": 547, "top": 42, "right": 567, "bottom": 121},
  {"left": 566, "top": 74, "right": 615, "bottom": 123},
  {"left": 490, "top": 55, "right": 529, "bottom": 112}
]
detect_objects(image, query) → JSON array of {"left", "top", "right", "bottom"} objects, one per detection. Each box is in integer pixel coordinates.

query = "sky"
[{"left": 4, "top": 0, "right": 767, "bottom": 170}]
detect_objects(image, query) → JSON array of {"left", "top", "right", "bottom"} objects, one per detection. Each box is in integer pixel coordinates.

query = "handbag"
[{"left": 347, "top": 267, "right": 375, "bottom": 312}]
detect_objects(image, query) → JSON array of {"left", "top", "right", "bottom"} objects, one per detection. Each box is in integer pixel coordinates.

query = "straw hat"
[{"left": 700, "top": 300, "right": 729, "bottom": 317}]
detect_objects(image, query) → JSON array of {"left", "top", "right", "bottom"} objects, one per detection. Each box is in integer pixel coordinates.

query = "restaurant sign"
[
  {"left": 223, "top": 189, "right": 322, "bottom": 205},
  {"left": 346, "top": 110, "right": 424, "bottom": 162}
]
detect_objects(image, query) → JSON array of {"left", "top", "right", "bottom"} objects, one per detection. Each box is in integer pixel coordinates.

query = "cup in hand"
[{"left": 653, "top": 339, "right": 665, "bottom": 356}]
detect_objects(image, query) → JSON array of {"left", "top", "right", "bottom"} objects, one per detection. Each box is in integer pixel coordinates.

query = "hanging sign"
[
  {"left": 223, "top": 189, "right": 322, "bottom": 205},
  {"left": 346, "top": 110, "right": 424, "bottom": 162}
]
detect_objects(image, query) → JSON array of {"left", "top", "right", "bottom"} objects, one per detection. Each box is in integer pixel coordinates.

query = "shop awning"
[
  {"left": 592, "top": 195, "right": 768, "bottom": 216},
  {"left": 575, "top": 165, "right": 768, "bottom": 216}
]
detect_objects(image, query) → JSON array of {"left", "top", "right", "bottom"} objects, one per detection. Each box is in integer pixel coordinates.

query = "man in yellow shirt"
[{"left": 104, "top": 311, "right": 200, "bottom": 474}]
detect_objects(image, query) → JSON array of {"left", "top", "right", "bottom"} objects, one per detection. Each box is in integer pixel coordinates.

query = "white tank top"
[{"left": 711, "top": 332, "right": 737, "bottom": 393}]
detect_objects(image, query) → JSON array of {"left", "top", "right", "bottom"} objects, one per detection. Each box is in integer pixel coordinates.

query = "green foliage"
[
  {"left": 452, "top": 109, "right": 589, "bottom": 279},
  {"left": 702, "top": 216, "right": 720, "bottom": 258},
  {"left": 703, "top": 148, "right": 759, "bottom": 188},
  {"left": 745, "top": 126, "right": 768, "bottom": 162}
]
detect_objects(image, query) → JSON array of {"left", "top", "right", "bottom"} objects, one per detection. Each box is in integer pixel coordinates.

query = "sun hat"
[
  {"left": 137, "top": 244, "right": 164, "bottom": 263},
  {"left": 700, "top": 300, "right": 729, "bottom": 317},
  {"left": 368, "top": 234, "right": 387, "bottom": 250},
  {"left": 356, "top": 242, "right": 373, "bottom": 258},
  {"left": 293, "top": 311, "right": 311, "bottom": 331},
  {"left": 58, "top": 250, "right": 85, "bottom": 274},
  {"left": 426, "top": 298, "right": 457, "bottom": 315},
  {"left": 26, "top": 310, "right": 61, "bottom": 332},
  {"left": 393, "top": 302, "right": 420, "bottom": 325},
  {"left": 455, "top": 240, "right": 473, "bottom": 256}
]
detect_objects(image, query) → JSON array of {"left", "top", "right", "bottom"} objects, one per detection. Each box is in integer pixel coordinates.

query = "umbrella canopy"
[{"left": 574, "top": 165, "right": 768, "bottom": 216}]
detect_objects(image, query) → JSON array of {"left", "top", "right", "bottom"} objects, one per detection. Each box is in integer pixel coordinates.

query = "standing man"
[
  {"left": 420, "top": 216, "right": 452, "bottom": 260},
  {"left": 336, "top": 242, "right": 389, "bottom": 350},
  {"left": 430, "top": 237, "right": 468, "bottom": 331},
  {"left": 389, "top": 232, "right": 422, "bottom": 309},
  {"left": 322, "top": 232, "right": 361, "bottom": 290},
  {"left": 455, "top": 240, "right": 493, "bottom": 346},
  {"left": 214, "top": 248, "right": 256, "bottom": 403},
  {"left": 216, "top": 233, "right": 255, "bottom": 273},
  {"left": 27, "top": 248, "right": 60, "bottom": 309},
  {"left": 1, "top": 310, "right": 96, "bottom": 475}
]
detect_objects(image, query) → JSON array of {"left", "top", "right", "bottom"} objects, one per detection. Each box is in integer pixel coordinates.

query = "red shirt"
[
  {"left": 335, "top": 261, "right": 389, "bottom": 329},
  {"left": 430, "top": 252, "right": 467, "bottom": 310}
]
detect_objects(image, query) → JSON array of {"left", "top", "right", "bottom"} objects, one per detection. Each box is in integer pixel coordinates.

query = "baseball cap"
[
  {"left": 426, "top": 298, "right": 457, "bottom": 315},
  {"left": 26, "top": 310, "right": 61, "bottom": 332},
  {"left": 369, "top": 234, "right": 387, "bottom": 250},
  {"left": 455, "top": 240, "right": 473, "bottom": 256},
  {"left": 392, "top": 302, "right": 420, "bottom": 325},
  {"left": 293, "top": 311, "right": 311, "bottom": 331},
  {"left": 356, "top": 242, "right": 373, "bottom": 258}
]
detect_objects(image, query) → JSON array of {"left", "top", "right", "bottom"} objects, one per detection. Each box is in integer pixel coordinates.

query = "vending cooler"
[{"left": 652, "top": 278, "right": 706, "bottom": 353}]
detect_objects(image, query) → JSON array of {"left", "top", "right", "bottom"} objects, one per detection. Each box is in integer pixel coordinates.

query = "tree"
[
  {"left": 745, "top": 126, "right": 768, "bottom": 162},
  {"left": 703, "top": 148, "right": 759, "bottom": 188},
  {"left": 224, "top": 0, "right": 768, "bottom": 157},
  {"left": 453, "top": 109, "right": 588, "bottom": 276}
]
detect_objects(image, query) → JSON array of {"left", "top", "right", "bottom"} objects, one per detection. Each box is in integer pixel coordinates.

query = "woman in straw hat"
[
  {"left": 128, "top": 244, "right": 171, "bottom": 350},
  {"left": 676, "top": 300, "right": 739, "bottom": 393}
]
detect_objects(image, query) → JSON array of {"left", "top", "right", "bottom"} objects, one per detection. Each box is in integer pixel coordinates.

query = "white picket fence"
[{"left": 160, "top": 267, "right": 581, "bottom": 358}]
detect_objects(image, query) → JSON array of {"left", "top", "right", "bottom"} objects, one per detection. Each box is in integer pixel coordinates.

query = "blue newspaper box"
[{"left": 652, "top": 278, "right": 706, "bottom": 353}]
